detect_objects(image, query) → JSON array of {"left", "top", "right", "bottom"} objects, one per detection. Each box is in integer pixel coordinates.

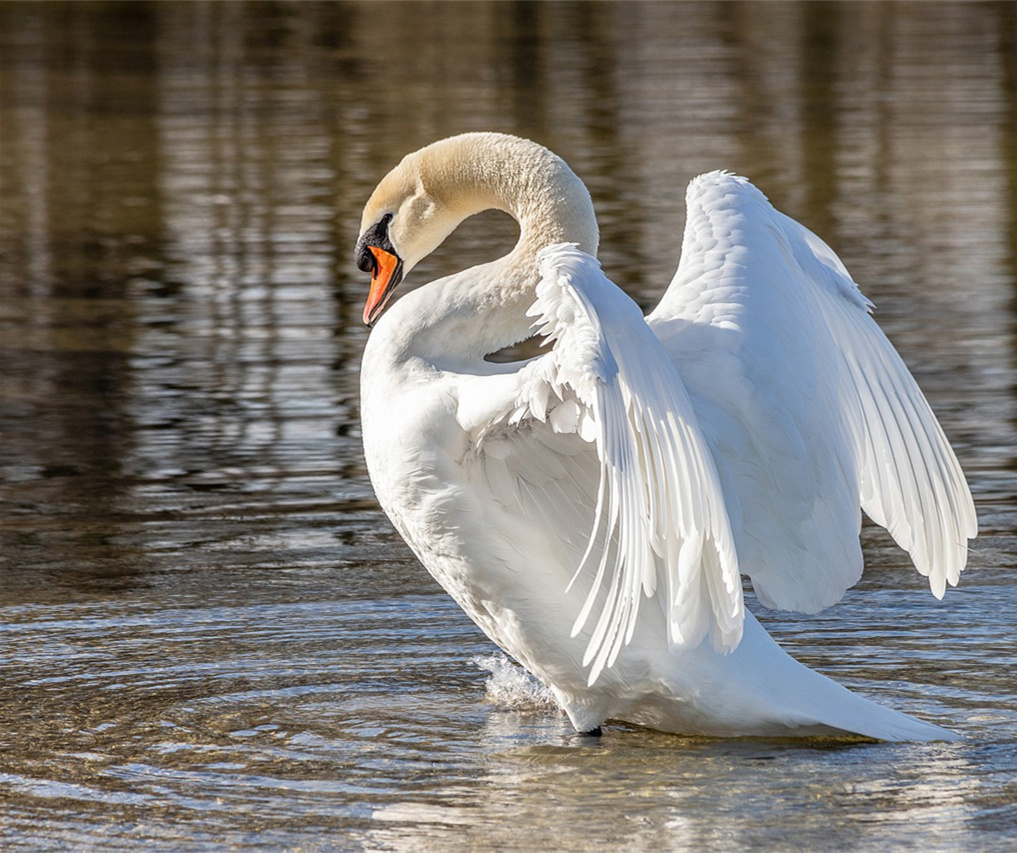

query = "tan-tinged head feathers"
[{"left": 355, "top": 134, "right": 599, "bottom": 325}]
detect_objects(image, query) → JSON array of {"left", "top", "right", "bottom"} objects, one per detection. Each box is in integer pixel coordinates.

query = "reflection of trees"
[
  {"left": 0, "top": 2, "right": 1012, "bottom": 845},
  {"left": 0, "top": 4, "right": 160, "bottom": 597},
  {"left": 0, "top": 1, "right": 1013, "bottom": 597}
]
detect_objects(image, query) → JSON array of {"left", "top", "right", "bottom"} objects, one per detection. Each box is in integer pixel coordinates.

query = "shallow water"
[{"left": 2, "top": 2, "right": 1016, "bottom": 850}]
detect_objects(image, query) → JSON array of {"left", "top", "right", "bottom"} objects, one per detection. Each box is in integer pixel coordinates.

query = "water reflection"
[{"left": 1, "top": 1, "right": 1015, "bottom": 850}]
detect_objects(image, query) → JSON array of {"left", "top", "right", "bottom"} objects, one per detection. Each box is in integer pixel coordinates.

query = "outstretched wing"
[
  {"left": 457, "top": 244, "right": 741, "bottom": 685},
  {"left": 648, "top": 172, "right": 976, "bottom": 611}
]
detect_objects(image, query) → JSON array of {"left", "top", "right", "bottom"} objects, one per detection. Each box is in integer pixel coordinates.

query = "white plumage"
[{"left": 356, "top": 133, "right": 976, "bottom": 740}]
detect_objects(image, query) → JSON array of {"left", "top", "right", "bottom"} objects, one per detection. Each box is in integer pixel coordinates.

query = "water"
[{"left": 1, "top": 1, "right": 1015, "bottom": 849}]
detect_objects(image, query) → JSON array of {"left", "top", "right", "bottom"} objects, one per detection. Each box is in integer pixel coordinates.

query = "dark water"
[{"left": 2, "top": 2, "right": 1016, "bottom": 849}]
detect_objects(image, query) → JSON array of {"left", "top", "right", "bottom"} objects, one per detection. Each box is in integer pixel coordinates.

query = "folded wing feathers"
[{"left": 529, "top": 244, "right": 743, "bottom": 685}]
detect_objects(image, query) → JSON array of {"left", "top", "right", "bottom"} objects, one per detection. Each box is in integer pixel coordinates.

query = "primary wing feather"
[
  {"left": 458, "top": 244, "right": 742, "bottom": 685},
  {"left": 648, "top": 172, "right": 976, "bottom": 611}
]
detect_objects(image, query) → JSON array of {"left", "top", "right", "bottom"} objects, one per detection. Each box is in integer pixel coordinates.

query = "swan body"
[{"left": 356, "top": 133, "right": 976, "bottom": 740}]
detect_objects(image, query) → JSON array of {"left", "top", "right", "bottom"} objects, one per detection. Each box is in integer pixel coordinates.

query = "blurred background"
[{"left": 1, "top": 2, "right": 1015, "bottom": 850}]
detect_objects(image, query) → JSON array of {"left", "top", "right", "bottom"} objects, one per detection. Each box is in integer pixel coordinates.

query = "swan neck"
[
  {"left": 424, "top": 134, "right": 599, "bottom": 259},
  {"left": 375, "top": 135, "right": 600, "bottom": 361}
]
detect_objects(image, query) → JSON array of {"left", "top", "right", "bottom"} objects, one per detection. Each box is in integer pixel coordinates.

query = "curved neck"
[
  {"left": 387, "top": 134, "right": 600, "bottom": 362},
  {"left": 421, "top": 133, "right": 599, "bottom": 259}
]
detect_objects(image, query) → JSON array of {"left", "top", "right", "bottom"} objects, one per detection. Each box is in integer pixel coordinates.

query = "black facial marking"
[{"left": 355, "top": 212, "right": 395, "bottom": 273}]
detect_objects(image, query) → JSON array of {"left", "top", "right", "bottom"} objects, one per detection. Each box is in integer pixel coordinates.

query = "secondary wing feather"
[
  {"left": 457, "top": 244, "right": 743, "bottom": 685},
  {"left": 648, "top": 172, "right": 976, "bottom": 611}
]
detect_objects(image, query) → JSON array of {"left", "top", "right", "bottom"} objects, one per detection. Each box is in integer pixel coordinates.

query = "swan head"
[
  {"left": 355, "top": 133, "right": 598, "bottom": 326},
  {"left": 355, "top": 147, "right": 463, "bottom": 326}
]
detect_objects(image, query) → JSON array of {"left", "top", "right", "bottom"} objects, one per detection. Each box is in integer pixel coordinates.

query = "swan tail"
[
  {"left": 727, "top": 614, "right": 960, "bottom": 742},
  {"left": 618, "top": 613, "right": 960, "bottom": 741},
  {"left": 778, "top": 661, "right": 959, "bottom": 742}
]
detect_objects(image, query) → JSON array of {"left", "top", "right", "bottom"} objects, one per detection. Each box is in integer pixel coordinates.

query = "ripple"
[{"left": 2, "top": 1, "right": 1016, "bottom": 850}]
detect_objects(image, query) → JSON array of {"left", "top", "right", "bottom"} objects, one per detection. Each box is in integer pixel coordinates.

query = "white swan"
[{"left": 355, "top": 132, "right": 976, "bottom": 741}]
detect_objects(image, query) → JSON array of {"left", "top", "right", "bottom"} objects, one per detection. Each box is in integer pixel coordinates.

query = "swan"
[{"left": 355, "top": 132, "right": 977, "bottom": 741}]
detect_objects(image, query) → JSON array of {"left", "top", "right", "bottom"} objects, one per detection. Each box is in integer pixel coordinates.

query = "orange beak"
[{"left": 362, "top": 246, "right": 403, "bottom": 326}]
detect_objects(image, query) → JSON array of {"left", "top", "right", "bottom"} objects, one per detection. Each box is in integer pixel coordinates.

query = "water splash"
[{"left": 472, "top": 655, "right": 559, "bottom": 710}]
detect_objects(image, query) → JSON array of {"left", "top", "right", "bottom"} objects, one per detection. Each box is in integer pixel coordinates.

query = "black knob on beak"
[{"left": 355, "top": 213, "right": 394, "bottom": 273}]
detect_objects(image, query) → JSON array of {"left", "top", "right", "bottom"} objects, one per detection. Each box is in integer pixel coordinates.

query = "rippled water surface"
[{"left": 2, "top": 2, "right": 1016, "bottom": 850}]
